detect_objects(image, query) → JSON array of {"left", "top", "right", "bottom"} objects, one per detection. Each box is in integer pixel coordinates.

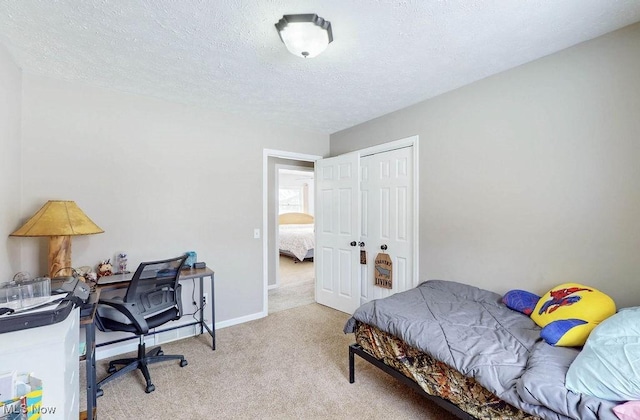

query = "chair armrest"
[{"left": 98, "top": 297, "right": 149, "bottom": 334}]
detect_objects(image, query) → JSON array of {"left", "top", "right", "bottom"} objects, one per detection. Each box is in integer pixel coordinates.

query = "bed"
[
  {"left": 278, "top": 212, "right": 314, "bottom": 262},
  {"left": 344, "top": 280, "right": 621, "bottom": 420}
]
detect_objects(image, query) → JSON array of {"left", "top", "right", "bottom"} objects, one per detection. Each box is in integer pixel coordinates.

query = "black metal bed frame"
[{"left": 349, "top": 343, "right": 474, "bottom": 420}]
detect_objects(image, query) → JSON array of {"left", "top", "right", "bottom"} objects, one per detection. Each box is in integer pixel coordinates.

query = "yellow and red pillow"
[{"left": 503, "top": 283, "right": 616, "bottom": 347}]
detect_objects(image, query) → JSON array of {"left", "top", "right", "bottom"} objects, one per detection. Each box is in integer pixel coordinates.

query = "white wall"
[
  {"left": 330, "top": 23, "right": 640, "bottom": 309},
  {"left": 0, "top": 42, "right": 22, "bottom": 278},
  {"left": 18, "top": 75, "right": 329, "bottom": 323}
]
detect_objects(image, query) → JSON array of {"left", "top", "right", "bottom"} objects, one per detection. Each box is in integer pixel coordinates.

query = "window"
[
  {"left": 278, "top": 167, "right": 314, "bottom": 215},
  {"left": 279, "top": 187, "right": 304, "bottom": 214}
]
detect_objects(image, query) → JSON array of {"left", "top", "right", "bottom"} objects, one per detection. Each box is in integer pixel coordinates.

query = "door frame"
[{"left": 262, "top": 149, "right": 322, "bottom": 317}]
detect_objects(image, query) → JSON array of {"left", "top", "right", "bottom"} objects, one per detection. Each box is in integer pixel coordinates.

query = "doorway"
[
  {"left": 270, "top": 166, "right": 315, "bottom": 313},
  {"left": 262, "top": 150, "right": 321, "bottom": 317}
]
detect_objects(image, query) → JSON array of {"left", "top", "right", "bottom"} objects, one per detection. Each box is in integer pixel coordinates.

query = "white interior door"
[
  {"left": 315, "top": 152, "right": 361, "bottom": 314},
  {"left": 360, "top": 146, "right": 414, "bottom": 303}
]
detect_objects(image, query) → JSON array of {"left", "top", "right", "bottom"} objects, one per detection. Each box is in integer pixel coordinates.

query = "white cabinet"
[{"left": 0, "top": 308, "right": 79, "bottom": 419}]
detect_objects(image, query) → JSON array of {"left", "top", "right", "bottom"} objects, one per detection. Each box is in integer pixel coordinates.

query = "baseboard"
[
  {"left": 95, "top": 312, "right": 266, "bottom": 360},
  {"left": 96, "top": 340, "right": 139, "bottom": 360},
  {"left": 214, "top": 311, "right": 266, "bottom": 329}
]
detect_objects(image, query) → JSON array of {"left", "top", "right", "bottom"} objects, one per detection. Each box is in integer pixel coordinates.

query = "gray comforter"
[{"left": 344, "top": 280, "right": 618, "bottom": 420}]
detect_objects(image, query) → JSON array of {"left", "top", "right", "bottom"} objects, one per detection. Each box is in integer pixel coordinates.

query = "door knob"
[
  {"left": 358, "top": 242, "right": 365, "bottom": 247},
  {"left": 350, "top": 241, "right": 357, "bottom": 247},
  {"left": 380, "top": 244, "right": 388, "bottom": 250}
]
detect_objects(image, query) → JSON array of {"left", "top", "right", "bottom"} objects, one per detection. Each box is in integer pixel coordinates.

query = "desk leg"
[
  {"left": 197, "top": 274, "right": 216, "bottom": 351},
  {"left": 194, "top": 273, "right": 216, "bottom": 351},
  {"left": 210, "top": 273, "right": 215, "bottom": 350},
  {"left": 199, "top": 276, "right": 204, "bottom": 336},
  {"left": 86, "top": 321, "right": 97, "bottom": 420}
]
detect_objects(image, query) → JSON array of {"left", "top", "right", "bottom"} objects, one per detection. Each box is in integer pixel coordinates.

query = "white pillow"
[{"left": 565, "top": 307, "right": 640, "bottom": 401}]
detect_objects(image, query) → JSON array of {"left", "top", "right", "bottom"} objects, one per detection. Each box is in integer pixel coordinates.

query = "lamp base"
[{"left": 49, "top": 235, "right": 72, "bottom": 278}]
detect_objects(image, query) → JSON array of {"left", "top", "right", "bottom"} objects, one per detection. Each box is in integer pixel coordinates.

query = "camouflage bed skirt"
[{"left": 354, "top": 321, "right": 540, "bottom": 420}]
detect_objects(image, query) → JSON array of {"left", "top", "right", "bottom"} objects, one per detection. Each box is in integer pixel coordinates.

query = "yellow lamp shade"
[
  {"left": 10, "top": 200, "right": 103, "bottom": 237},
  {"left": 10, "top": 200, "right": 104, "bottom": 278}
]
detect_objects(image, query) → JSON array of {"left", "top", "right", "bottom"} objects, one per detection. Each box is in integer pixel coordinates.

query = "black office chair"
[{"left": 95, "top": 255, "right": 189, "bottom": 395}]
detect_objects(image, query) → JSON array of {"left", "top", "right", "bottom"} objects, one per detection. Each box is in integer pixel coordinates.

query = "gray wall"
[
  {"left": 330, "top": 23, "right": 640, "bottom": 308},
  {"left": 0, "top": 42, "right": 22, "bottom": 278},
  {"left": 14, "top": 74, "right": 329, "bottom": 324}
]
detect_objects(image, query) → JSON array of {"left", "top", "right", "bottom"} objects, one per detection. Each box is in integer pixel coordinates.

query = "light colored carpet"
[
  {"left": 82, "top": 303, "right": 459, "bottom": 419},
  {"left": 268, "top": 256, "right": 315, "bottom": 314}
]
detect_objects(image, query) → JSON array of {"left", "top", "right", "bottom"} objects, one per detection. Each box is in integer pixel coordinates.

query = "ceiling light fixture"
[{"left": 275, "top": 14, "right": 333, "bottom": 58}]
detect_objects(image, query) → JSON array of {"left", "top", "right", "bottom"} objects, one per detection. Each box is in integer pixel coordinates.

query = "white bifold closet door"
[
  {"left": 360, "top": 146, "right": 414, "bottom": 304},
  {"left": 315, "top": 145, "right": 414, "bottom": 314}
]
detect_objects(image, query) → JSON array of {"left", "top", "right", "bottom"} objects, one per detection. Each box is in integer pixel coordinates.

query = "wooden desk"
[{"left": 96, "top": 267, "right": 215, "bottom": 350}]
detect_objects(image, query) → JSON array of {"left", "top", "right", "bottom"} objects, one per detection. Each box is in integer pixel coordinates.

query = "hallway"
[{"left": 268, "top": 256, "right": 314, "bottom": 313}]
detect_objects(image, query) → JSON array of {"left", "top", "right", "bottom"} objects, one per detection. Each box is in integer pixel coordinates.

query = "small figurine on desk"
[
  {"left": 96, "top": 259, "right": 113, "bottom": 278},
  {"left": 117, "top": 252, "right": 129, "bottom": 274},
  {"left": 85, "top": 271, "right": 98, "bottom": 283},
  {"left": 76, "top": 266, "right": 97, "bottom": 284}
]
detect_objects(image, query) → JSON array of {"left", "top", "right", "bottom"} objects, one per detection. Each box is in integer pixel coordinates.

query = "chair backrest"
[{"left": 123, "top": 255, "right": 188, "bottom": 318}]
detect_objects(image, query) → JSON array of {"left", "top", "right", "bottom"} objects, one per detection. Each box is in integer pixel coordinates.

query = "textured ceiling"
[{"left": 1, "top": 1, "right": 639, "bottom": 134}]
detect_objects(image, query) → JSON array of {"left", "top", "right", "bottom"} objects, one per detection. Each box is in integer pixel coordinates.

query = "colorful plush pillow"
[
  {"left": 565, "top": 307, "right": 640, "bottom": 401},
  {"left": 502, "top": 289, "right": 540, "bottom": 315},
  {"left": 531, "top": 283, "right": 616, "bottom": 347}
]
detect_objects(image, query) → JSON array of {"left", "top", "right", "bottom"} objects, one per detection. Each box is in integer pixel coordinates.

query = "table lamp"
[{"left": 10, "top": 200, "right": 104, "bottom": 278}]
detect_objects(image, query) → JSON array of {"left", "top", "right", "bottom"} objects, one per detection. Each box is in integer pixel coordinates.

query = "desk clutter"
[
  {"left": 0, "top": 274, "right": 51, "bottom": 311},
  {"left": 1, "top": 251, "right": 208, "bottom": 332},
  {"left": 96, "top": 250, "right": 201, "bottom": 278},
  {"left": 0, "top": 269, "right": 93, "bottom": 334}
]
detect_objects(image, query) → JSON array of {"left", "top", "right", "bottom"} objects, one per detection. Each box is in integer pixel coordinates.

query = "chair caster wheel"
[
  {"left": 180, "top": 359, "right": 188, "bottom": 367},
  {"left": 96, "top": 389, "right": 104, "bottom": 398},
  {"left": 157, "top": 350, "right": 164, "bottom": 356},
  {"left": 107, "top": 365, "right": 117, "bottom": 373},
  {"left": 145, "top": 384, "right": 155, "bottom": 393}
]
